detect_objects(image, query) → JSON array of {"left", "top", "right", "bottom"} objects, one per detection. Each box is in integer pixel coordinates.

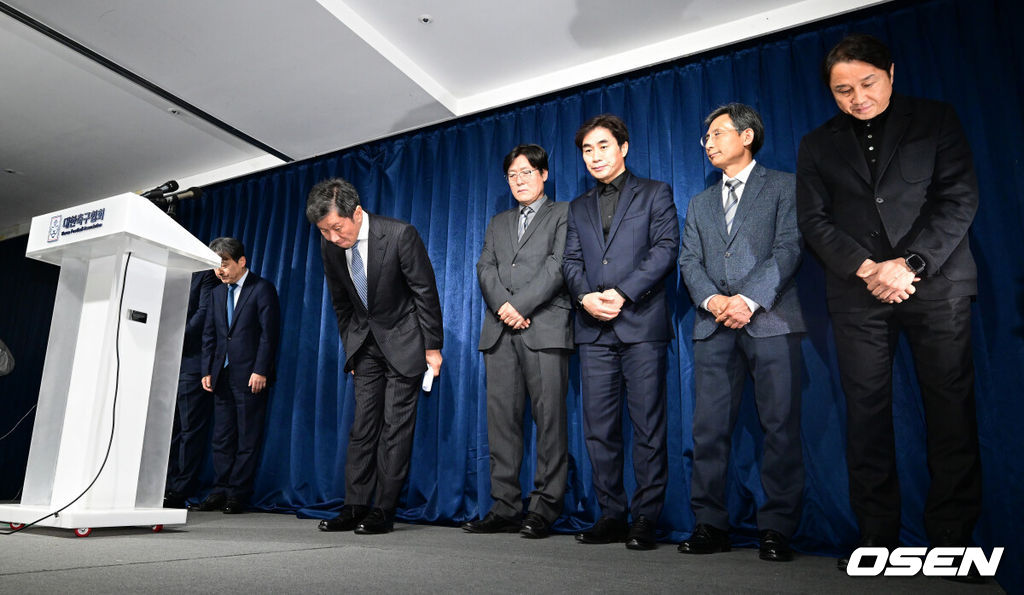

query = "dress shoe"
[
  {"left": 354, "top": 508, "right": 394, "bottom": 535},
  {"left": 318, "top": 505, "right": 369, "bottom": 532},
  {"left": 462, "top": 511, "right": 521, "bottom": 534},
  {"left": 625, "top": 515, "right": 657, "bottom": 550},
  {"left": 931, "top": 529, "right": 984, "bottom": 584},
  {"left": 222, "top": 498, "right": 245, "bottom": 514},
  {"left": 837, "top": 535, "right": 897, "bottom": 571},
  {"left": 677, "top": 523, "right": 730, "bottom": 554},
  {"left": 759, "top": 529, "right": 793, "bottom": 562},
  {"left": 194, "top": 493, "right": 227, "bottom": 511},
  {"left": 576, "top": 517, "right": 628, "bottom": 544},
  {"left": 519, "top": 512, "right": 550, "bottom": 539},
  {"left": 163, "top": 491, "right": 187, "bottom": 509}
]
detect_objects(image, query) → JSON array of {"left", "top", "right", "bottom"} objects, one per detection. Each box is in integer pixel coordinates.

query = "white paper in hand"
[{"left": 422, "top": 369, "right": 434, "bottom": 392}]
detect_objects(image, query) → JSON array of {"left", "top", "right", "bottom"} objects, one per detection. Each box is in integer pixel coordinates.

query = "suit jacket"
[
  {"left": 322, "top": 214, "right": 443, "bottom": 378},
  {"left": 202, "top": 270, "right": 281, "bottom": 391},
  {"left": 180, "top": 269, "right": 218, "bottom": 376},
  {"left": 477, "top": 198, "right": 573, "bottom": 352},
  {"left": 680, "top": 163, "right": 806, "bottom": 340},
  {"left": 796, "top": 93, "right": 979, "bottom": 311},
  {"left": 562, "top": 171, "right": 679, "bottom": 344}
]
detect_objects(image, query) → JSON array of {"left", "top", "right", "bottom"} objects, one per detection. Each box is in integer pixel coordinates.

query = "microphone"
[
  {"left": 167, "top": 187, "right": 203, "bottom": 201},
  {"left": 140, "top": 180, "right": 179, "bottom": 199}
]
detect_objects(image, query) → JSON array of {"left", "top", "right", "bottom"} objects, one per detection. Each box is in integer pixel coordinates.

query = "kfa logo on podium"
[{"left": 846, "top": 546, "right": 1003, "bottom": 577}]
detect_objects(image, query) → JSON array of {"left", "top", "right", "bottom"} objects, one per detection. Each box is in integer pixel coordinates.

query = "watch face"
[{"left": 906, "top": 254, "right": 925, "bottom": 273}]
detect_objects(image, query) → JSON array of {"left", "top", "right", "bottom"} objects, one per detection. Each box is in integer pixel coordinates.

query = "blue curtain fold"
[{"left": 2, "top": 0, "right": 1021, "bottom": 589}]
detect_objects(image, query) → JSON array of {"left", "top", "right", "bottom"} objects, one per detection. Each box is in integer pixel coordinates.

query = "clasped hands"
[
  {"left": 497, "top": 302, "right": 530, "bottom": 329},
  {"left": 857, "top": 258, "right": 920, "bottom": 304},
  {"left": 581, "top": 289, "right": 626, "bottom": 321},
  {"left": 707, "top": 294, "right": 752, "bottom": 329}
]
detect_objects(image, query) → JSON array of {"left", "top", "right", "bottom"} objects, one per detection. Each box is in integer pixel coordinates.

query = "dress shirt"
[
  {"left": 701, "top": 159, "right": 760, "bottom": 315},
  {"left": 345, "top": 212, "right": 371, "bottom": 287}
]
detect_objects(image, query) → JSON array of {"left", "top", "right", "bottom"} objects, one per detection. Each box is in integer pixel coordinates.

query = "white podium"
[{"left": 0, "top": 193, "right": 220, "bottom": 535}]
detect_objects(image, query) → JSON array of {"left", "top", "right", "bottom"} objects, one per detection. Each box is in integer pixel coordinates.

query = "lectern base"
[{"left": 0, "top": 503, "right": 187, "bottom": 533}]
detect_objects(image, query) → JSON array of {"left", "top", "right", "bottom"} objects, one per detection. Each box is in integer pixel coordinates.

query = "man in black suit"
[
  {"left": 679, "top": 104, "right": 806, "bottom": 562},
  {"left": 463, "top": 144, "right": 572, "bottom": 539},
  {"left": 164, "top": 269, "right": 219, "bottom": 509},
  {"left": 796, "top": 34, "right": 982, "bottom": 574},
  {"left": 197, "top": 238, "right": 281, "bottom": 514},
  {"left": 308, "top": 177, "right": 443, "bottom": 535},
  {"left": 563, "top": 114, "right": 679, "bottom": 550}
]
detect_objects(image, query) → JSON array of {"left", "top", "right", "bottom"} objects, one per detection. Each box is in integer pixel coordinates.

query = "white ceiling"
[{"left": 0, "top": 0, "right": 885, "bottom": 239}]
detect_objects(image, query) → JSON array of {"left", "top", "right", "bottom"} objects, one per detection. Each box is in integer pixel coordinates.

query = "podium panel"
[{"left": 0, "top": 193, "right": 219, "bottom": 533}]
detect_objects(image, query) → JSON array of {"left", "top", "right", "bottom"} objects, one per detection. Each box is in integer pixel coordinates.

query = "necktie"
[
  {"left": 518, "top": 205, "right": 533, "bottom": 241},
  {"left": 225, "top": 283, "right": 237, "bottom": 367},
  {"left": 351, "top": 240, "right": 368, "bottom": 307},
  {"left": 724, "top": 178, "right": 742, "bottom": 234}
]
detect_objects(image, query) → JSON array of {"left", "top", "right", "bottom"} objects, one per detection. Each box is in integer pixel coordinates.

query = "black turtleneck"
[{"left": 599, "top": 170, "right": 628, "bottom": 239}]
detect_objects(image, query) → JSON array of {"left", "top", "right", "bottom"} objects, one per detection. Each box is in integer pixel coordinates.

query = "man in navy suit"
[
  {"left": 797, "top": 35, "right": 982, "bottom": 577},
  {"left": 308, "top": 178, "right": 443, "bottom": 535},
  {"left": 164, "top": 268, "right": 218, "bottom": 508},
  {"left": 563, "top": 114, "right": 679, "bottom": 550},
  {"left": 197, "top": 237, "right": 281, "bottom": 514},
  {"left": 678, "top": 103, "right": 806, "bottom": 562}
]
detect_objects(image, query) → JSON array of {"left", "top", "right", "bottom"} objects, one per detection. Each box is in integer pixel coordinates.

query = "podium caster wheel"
[
  {"left": 152, "top": 525, "right": 163, "bottom": 533},
  {"left": 9, "top": 523, "right": 25, "bottom": 530},
  {"left": 74, "top": 527, "right": 92, "bottom": 537}
]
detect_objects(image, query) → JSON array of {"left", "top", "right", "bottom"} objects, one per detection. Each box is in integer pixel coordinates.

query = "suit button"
[
  {"left": 602, "top": 259, "right": 608, "bottom": 264},
  {"left": 725, "top": 251, "right": 731, "bottom": 258},
  {"left": 875, "top": 197, "right": 884, "bottom": 204},
  {"left": 870, "top": 231, "right": 880, "bottom": 238},
  {"left": 511, "top": 263, "right": 516, "bottom": 267},
  {"left": 720, "top": 279, "right": 726, "bottom": 284}
]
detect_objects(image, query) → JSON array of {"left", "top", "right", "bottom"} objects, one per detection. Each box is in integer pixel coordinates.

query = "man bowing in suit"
[
  {"left": 563, "top": 114, "right": 679, "bottom": 550},
  {"left": 198, "top": 238, "right": 281, "bottom": 514},
  {"left": 463, "top": 144, "right": 572, "bottom": 539},
  {"left": 309, "top": 177, "right": 443, "bottom": 535},
  {"left": 796, "top": 34, "right": 982, "bottom": 577},
  {"left": 678, "top": 103, "right": 806, "bottom": 562}
]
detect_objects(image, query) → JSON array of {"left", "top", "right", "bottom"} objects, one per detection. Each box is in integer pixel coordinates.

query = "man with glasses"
[
  {"left": 563, "top": 114, "right": 679, "bottom": 550},
  {"left": 464, "top": 144, "right": 572, "bottom": 539},
  {"left": 796, "top": 34, "right": 982, "bottom": 579},
  {"left": 678, "top": 103, "right": 805, "bottom": 562}
]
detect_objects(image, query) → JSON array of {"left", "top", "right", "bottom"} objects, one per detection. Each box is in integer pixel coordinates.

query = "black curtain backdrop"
[{"left": 1, "top": 0, "right": 1021, "bottom": 588}]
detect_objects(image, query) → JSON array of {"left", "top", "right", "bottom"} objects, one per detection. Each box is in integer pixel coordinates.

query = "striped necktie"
[
  {"left": 724, "top": 178, "right": 742, "bottom": 234},
  {"left": 351, "top": 240, "right": 368, "bottom": 307}
]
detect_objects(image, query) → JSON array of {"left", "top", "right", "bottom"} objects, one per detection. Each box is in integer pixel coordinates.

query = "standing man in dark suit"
[
  {"left": 463, "top": 144, "right": 572, "bottom": 539},
  {"left": 308, "top": 177, "right": 443, "bottom": 535},
  {"left": 164, "top": 268, "right": 219, "bottom": 509},
  {"left": 678, "top": 103, "right": 806, "bottom": 562},
  {"left": 197, "top": 237, "right": 281, "bottom": 514},
  {"left": 563, "top": 114, "right": 679, "bottom": 550},
  {"left": 796, "top": 34, "right": 982, "bottom": 574}
]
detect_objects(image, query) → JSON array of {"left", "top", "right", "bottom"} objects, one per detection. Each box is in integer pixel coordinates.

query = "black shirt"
[
  {"left": 599, "top": 170, "right": 628, "bottom": 239},
  {"left": 849, "top": 104, "right": 891, "bottom": 182}
]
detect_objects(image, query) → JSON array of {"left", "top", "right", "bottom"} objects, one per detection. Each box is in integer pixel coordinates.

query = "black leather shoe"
[
  {"left": 576, "top": 517, "right": 628, "bottom": 544},
  {"left": 625, "top": 515, "right": 657, "bottom": 550},
  {"left": 222, "top": 498, "right": 245, "bottom": 514},
  {"left": 759, "top": 529, "right": 793, "bottom": 562},
  {"left": 195, "top": 493, "right": 227, "bottom": 511},
  {"left": 931, "top": 529, "right": 985, "bottom": 584},
  {"left": 678, "top": 523, "right": 730, "bottom": 554},
  {"left": 354, "top": 508, "right": 394, "bottom": 534},
  {"left": 837, "top": 535, "right": 897, "bottom": 571},
  {"left": 163, "top": 491, "right": 187, "bottom": 509},
  {"left": 318, "top": 505, "right": 369, "bottom": 532},
  {"left": 519, "top": 512, "right": 550, "bottom": 539},
  {"left": 462, "top": 511, "right": 521, "bottom": 534}
]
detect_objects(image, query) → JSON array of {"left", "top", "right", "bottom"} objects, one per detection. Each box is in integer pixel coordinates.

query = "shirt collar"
[
  {"left": 725, "top": 159, "right": 757, "bottom": 186},
  {"left": 522, "top": 194, "right": 547, "bottom": 213},
  {"left": 234, "top": 269, "right": 249, "bottom": 288},
  {"left": 600, "top": 170, "right": 628, "bottom": 195},
  {"left": 357, "top": 210, "right": 370, "bottom": 243}
]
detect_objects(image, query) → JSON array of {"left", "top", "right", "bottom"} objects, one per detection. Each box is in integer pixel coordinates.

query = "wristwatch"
[{"left": 904, "top": 253, "right": 926, "bottom": 275}]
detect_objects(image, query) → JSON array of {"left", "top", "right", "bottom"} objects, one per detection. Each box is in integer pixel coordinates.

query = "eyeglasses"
[
  {"left": 699, "top": 126, "right": 743, "bottom": 148},
  {"left": 506, "top": 169, "right": 538, "bottom": 182}
]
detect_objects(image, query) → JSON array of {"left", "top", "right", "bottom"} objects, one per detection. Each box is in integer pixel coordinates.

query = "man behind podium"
[
  {"left": 308, "top": 178, "right": 443, "bottom": 535},
  {"left": 197, "top": 237, "right": 281, "bottom": 514}
]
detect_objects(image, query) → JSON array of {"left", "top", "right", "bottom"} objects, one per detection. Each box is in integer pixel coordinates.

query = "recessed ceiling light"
[
  {"left": 418, "top": 14, "right": 432, "bottom": 24},
  {"left": 4, "top": 168, "right": 23, "bottom": 175}
]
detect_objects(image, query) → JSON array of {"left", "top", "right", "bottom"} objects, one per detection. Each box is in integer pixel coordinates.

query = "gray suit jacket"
[
  {"left": 679, "top": 163, "right": 806, "bottom": 340},
  {"left": 477, "top": 198, "right": 573, "bottom": 351}
]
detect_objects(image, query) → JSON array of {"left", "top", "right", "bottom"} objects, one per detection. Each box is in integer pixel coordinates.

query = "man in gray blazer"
[
  {"left": 678, "top": 103, "right": 806, "bottom": 562},
  {"left": 464, "top": 144, "right": 572, "bottom": 539}
]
